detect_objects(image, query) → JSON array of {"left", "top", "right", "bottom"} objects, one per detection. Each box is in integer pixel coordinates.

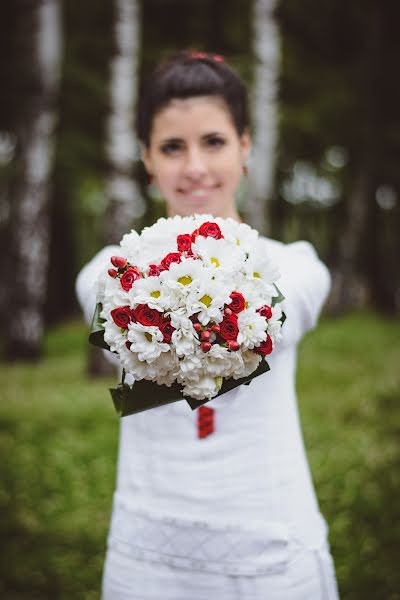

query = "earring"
[{"left": 242, "top": 165, "right": 248, "bottom": 177}]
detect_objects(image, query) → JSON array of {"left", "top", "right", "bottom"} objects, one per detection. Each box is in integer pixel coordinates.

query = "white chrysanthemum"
[
  {"left": 178, "top": 352, "right": 205, "bottom": 381},
  {"left": 169, "top": 307, "right": 200, "bottom": 357},
  {"left": 181, "top": 374, "right": 221, "bottom": 401},
  {"left": 103, "top": 320, "right": 127, "bottom": 353},
  {"left": 159, "top": 258, "right": 205, "bottom": 300},
  {"left": 234, "top": 350, "right": 262, "bottom": 378},
  {"left": 120, "top": 349, "right": 160, "bottom": 381},
  {"left": 97, "top": 270, "right": 129, "bottom": 307},
  {"left": 203, "top": 344, "right": 243, "bottom": 377},
  {"left": 215, "top": 219, "right": 259, "bottom": 253},
  {"left": 120, "top": 229, "right": 140, "bottom": 263},
  {"left": 243, "top": 239, "right": 281, "bottom": 284},
  {"left": 267, "top": 305, "right": 283, "bottom": 344},
  {"left": 186, "top": 278, "right": 233, "bottom": 325},
  {"left": 128, "top": 275, "right": 171, "bottom": 311},
  {"left": 192, "top": 235, "right": 245, "bottom": 272},
  {"left": 127, "top": 323, "right": 170, "bottom": 363},
  {"left": 237, "top": 308, "right": 268, "bottom": 350},
  {"left": 232, "top": 274, "right": 274, "bottom": 310}
]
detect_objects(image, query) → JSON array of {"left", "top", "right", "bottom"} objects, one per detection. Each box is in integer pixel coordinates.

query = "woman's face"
[{"left": 141, "top": 96, "right": 251, "bottom": 220}]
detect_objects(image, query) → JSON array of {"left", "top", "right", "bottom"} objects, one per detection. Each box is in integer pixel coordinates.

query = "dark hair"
[{"left": 137, "top": 51, "right": 249, "bottom": 147}]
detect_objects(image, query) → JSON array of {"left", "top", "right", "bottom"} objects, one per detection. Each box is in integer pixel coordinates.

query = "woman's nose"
[{"left": 183, "top": 148, "right": 207, "bottom": 179}]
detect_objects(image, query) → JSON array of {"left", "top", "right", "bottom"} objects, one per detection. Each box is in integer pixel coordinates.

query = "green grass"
[{"left": 0, "top": 312, "right": 399, "bottom": 599}]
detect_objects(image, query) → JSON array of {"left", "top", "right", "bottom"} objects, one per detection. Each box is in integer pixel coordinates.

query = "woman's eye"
[
  {"left": 206, "top": 136, "right": 226, "bottom": 148},
  {"left": 160, "top": 141, "right": 182, "bottom": 155}
]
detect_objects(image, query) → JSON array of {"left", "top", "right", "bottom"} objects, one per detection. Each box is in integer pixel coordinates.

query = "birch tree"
[
  {"left": 246, "top": 0, "right": 280, "bottom": 234},
  {"left": 90, "top": 0, "right": 143, "bottom": 375},
  {"left": 5, "top": 0, "right": 62, "bottom": 360},
  {"left": 104, "top": 0, "right": 144, "bottom": 244}
]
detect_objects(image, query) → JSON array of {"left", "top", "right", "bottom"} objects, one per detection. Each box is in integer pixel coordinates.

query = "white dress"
[{"left": 76, "top": 237, "right": 340, "bottom": 600}]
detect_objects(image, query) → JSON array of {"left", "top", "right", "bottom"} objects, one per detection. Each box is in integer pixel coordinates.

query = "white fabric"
[{"left": 76, "top": 236, "right": 339, "bottom": 598}]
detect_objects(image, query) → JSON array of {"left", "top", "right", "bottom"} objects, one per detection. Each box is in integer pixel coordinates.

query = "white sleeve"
[
  {"left": 75, "top": 245, "right": 120, "bottom": 326},
  {"left": 277, "top": 241, "right": 331, "bottom": 348}
]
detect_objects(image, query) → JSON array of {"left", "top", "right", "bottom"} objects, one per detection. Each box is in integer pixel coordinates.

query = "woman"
[{"left": 76, "top": 52, "right": 339, "bottom": 599}]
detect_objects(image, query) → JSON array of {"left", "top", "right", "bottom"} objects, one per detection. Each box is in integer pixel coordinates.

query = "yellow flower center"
[
  {"left": 253, "top": 272, "right": 260, "bottom": 278},
  {"left": 236, "top": 239, "right": 241, "bottom": 246},
  {"left": 151, "top": 291, "right": 160, "bottom": 298},
  {"left": 211, "top": 257, "right": 220, "bottom": 267},
  {"left": 145, "top": 332, "right": 153, "bottom": 342},
  {"left": 199, "top": 294, "right": 212, "bottom": 307},
  {"left": 178, "top": 275, "right": 192, "bottom": 285}
]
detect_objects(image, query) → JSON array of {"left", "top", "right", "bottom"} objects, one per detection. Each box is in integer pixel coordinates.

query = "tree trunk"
[
  {"left": 5, "top": 0, "right": 62, "bottom": 360},
  {"left": 329, "top": 159, "right": 373, "bottom": 313},
  {"left": 89, "top": 0, "right": 143, "bottom": 376},
  {"left": 246, "top": 0, "right": 280, "bottom": 235},
  {"left": 104, "top": 0, "right": 144, "bottom": 244}
]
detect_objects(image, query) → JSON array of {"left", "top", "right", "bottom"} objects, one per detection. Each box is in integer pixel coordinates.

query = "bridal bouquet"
[{"left": 90, "top": 215, "right": 285, "bottom": 415}]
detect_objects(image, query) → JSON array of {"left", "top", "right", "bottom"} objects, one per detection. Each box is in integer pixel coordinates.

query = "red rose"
[
  {"left": 191, "top": 228, "right": 199, "bottom": 242},
  {"left": 160, "top": 320, "right": 175, "bottom": 342},
  {"left": 177, "top": 234, "right": 192, "bottom": 252},
  {"left": 111, "top": 255, "right": 127, "bottom": 269},
  {"left": 132, "top": 304, "right": 163, "bottom": 327},
  {"left": 148, "top": 264, "right": 164, "bottom": 277},
  {"left": 257, "top": 305, "right": 272, "bottom": 320},
  {"left": 120, "top": 266, "right": 141, "bottom": 291},
  {"left": 219, "top": 313, "right": 239, "bottom": 342},
  {"left": 111, "top": 306, "right": 134, "bottom": 329},
  {"left": 229, "top": 292, "right": 245, "bottom": 313},
  {"left": 108, "top": 268, "right": 118, "bottom": 278},
  {"left": 161, "top": 252, "right": 182, "bottom": 270},
  {"left": 254, "top": 335, "right": 273, "bottom": 356},
  {"left": 198, "top": 221, "right": 223, "bottom": 239}
]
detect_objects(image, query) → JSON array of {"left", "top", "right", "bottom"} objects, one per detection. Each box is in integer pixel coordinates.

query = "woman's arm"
[
  {"left": 277, "top": 241, "right": 331, "bottom": 348},
  {"left": 75, "top": 245, "right": 120, "bottom": 325}
]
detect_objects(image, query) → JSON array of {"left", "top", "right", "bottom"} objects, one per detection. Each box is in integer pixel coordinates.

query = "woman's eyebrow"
[
  {"left": 202, "top": 132, "right": 223, "bottom": 139},
  {"left": 159, "top": 137, "right": 183, "bottom": 144}
]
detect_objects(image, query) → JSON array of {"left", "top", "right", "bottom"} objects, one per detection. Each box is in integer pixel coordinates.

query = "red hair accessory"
[{"left": 189, "top": 51, "right": 225, "bottom": 63}]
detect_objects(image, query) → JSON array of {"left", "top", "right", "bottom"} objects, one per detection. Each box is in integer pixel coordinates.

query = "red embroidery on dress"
[{"left": 197, "top": 405, "right": 215, "bottom": 438}]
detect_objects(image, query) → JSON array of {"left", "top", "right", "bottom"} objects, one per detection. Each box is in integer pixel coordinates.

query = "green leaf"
[
  {"left": 88, "top": 302, "right": 110, "bottom": 351},
  {"left": 271, "top": 284, "right": 285, "bottom": 307}
]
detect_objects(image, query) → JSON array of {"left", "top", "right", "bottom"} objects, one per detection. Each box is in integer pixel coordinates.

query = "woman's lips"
[{"left": 177, "top": 185, "right": 219, "bottom": 199}]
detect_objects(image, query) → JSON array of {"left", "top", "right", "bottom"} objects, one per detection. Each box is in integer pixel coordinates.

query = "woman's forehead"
[{"left": 150, "top": 96, "right": 235, "bottom": 138}]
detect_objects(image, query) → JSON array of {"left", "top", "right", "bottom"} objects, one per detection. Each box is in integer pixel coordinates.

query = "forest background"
[{"left": 0, "top": 1, "right": 399, "bottom": 599}]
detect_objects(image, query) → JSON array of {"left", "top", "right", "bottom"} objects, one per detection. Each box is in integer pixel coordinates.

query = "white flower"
[
  {"left": 127, "top": 323, "right": 170, "bottom": 363},
  {"left": 237, "top": 308, "right": 268, "bottom": 349},
  {"left": 181, "top": 374, "right": 221, "bottom": 400},
  {"left": 203, "top": 344, "right": 243, "bottom": 377},
  {"left": 185, "top": 278, "right": 233, "bottom": 325},
  {"left": 128, "top": 275, "right": 171, "bottom": 311},
  {"left": 192, "top": 235, "right": 244, "bottom": 272},
  {"left": 218, "top": 219, "right": 259, "bottom": 253},
  {"left": 267, "top": 305, "right": 284, "bottom": 344},
  {"left": 236, "top": 350, "right": 262, "bottom": 378},
  {"left": 120, "top": 229, "right": 140, "bottom": 263},
  {"left": 160, "top": 258, "right": 205, "bottom": 301},
  {"left": 169, "top": 308, "right": 199, "bottom": 357},
  {"left": 243, "top": 239, "right": 281, "bottom": 284}
]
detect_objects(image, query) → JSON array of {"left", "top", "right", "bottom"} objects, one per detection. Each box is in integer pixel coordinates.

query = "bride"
[{"left": 76, "top": 51, "right": 339, "bottom": 599}]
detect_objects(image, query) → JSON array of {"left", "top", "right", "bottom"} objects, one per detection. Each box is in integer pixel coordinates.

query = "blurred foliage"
[{"left": 0, "top": 312, "right": 399, "bottom": 598}]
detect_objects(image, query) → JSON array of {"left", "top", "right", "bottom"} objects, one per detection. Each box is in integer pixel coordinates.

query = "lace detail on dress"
[{"left": 107, "top": 502, "right": 290, "bottom": 576}]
